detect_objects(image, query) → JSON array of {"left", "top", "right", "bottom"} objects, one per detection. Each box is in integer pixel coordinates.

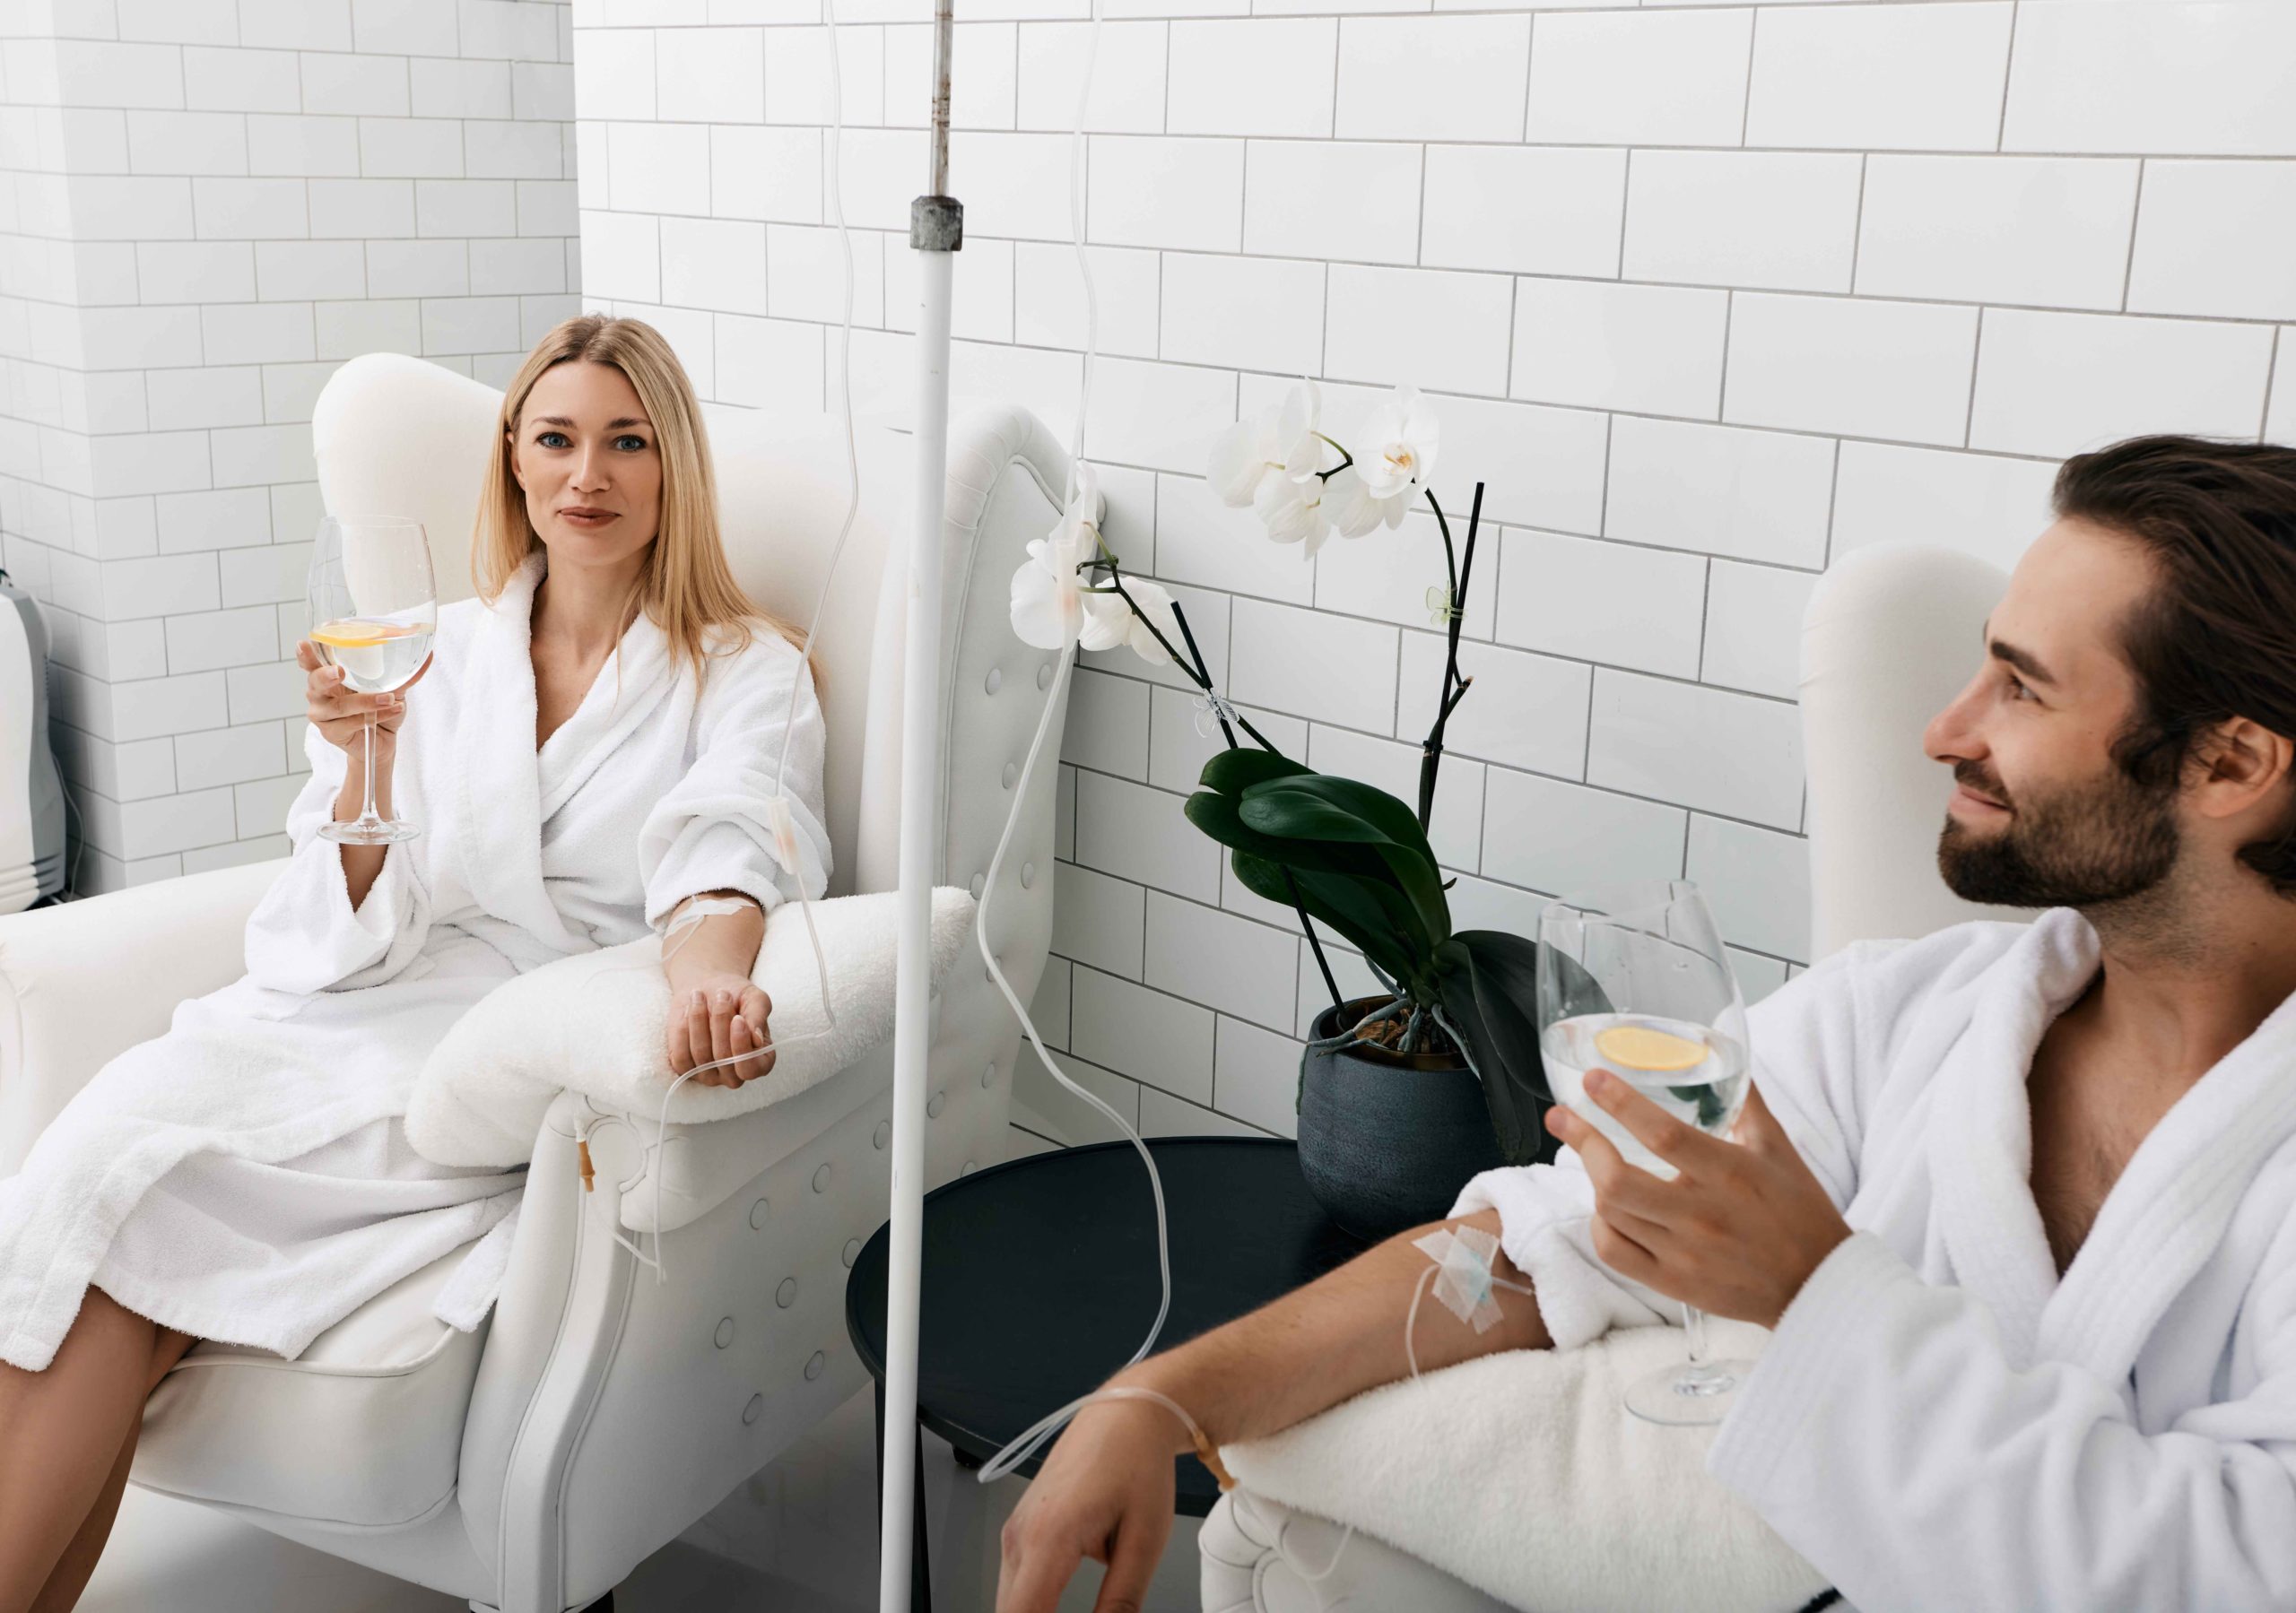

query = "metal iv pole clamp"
[{"left": 909, "top": 195, "right": 963, "bottom": 253}]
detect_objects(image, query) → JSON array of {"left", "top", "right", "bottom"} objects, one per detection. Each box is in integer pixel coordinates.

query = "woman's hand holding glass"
[{"left": 295, "top": 638, "right": 432, "bottom": 789}]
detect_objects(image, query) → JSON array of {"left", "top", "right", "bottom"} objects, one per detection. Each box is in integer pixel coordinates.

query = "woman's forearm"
[
  {"left": 332, "top": 769, "right": 392, "bottom": 909},
  {"left": 659, "top": 890, "right": 766, "bottom": 992},
  {"left": 1114, "top": 1208, "right": 1549, "bottom": 1453}
]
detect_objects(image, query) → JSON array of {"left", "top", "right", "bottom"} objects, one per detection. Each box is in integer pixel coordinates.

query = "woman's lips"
[{"left": 559, "top": 507, "right": 617, "bottom": 527}]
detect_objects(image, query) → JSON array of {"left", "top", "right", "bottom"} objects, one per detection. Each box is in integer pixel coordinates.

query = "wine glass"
[
  {"left": 1536, "top": 878, "right": 1755, "bottom": 1426},
  {"left": 306, "top": 516, "right": 436, "bottom": 846}
]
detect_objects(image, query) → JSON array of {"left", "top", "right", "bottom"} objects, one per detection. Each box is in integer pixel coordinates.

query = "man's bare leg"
[
  {"left": 0, "top": 1289, "right": 195, "bottom": 1613},
  {"left": 998, "top": 1209, "right": 1545, "bottom": 1612}
]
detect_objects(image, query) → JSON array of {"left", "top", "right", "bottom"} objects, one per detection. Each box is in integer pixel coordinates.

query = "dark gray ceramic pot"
[{"left": 1296, "top": 995, "right": 1508, "bottom": 1242}]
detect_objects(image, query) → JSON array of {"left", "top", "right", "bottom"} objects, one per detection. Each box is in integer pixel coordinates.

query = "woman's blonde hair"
[{"left": 476, "top": 313, "right": 806, "bottom": 686}]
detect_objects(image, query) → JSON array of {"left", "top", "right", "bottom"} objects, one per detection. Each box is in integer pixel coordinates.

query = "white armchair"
[
  {"left": 0, "top": 354, "right": 1078, "bottom": 1613},
  {"left": 1197, "top": 539, "right": 2038, "bottom": 1613}
]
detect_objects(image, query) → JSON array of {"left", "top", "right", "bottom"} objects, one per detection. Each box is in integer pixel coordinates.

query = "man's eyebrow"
[{"left": 1980, "top": 613, "right": 2060, "bottom": 688}]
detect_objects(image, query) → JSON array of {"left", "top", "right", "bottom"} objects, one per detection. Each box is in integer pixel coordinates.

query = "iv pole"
[{"left": 881, "top": 0, "right": 959, "bottom": 1606}]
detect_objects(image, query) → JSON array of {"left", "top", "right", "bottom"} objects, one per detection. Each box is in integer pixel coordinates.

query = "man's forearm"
[{"left": 1112, "top": 1208, "right": 1549, "bottom": 1453}]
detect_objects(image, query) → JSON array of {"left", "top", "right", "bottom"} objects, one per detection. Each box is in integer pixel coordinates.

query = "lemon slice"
[
  {"left": 311, "top": 618, "right": 413, "bottom": 648},
  {"left": 1593, "top": 1024, "right": 1707, "bottom": 1073}
]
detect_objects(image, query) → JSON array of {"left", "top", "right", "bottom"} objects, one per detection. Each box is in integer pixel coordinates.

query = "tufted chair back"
[
  {"left": 310, "top": 355, "right": 1051, "bottom": 905},
  {"left": 1800, "top": 541, "right": 2040, "bottom": 960}
]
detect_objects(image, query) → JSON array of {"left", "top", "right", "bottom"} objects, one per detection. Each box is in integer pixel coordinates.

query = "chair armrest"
[{"left": 0, "top": 859, "right": 286, "bottom": 1175}]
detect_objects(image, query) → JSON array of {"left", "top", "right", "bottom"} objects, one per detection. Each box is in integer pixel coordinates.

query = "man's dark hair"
[{"left": 2055, "top": 434, "right": 2296, "bottom": 896}]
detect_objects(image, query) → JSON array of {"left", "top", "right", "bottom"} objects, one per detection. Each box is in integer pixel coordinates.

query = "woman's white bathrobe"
[
  {"left": 1455, "top": 906, "right": 2296, "bottom": 1612},
  {"left": 0, "top": 552, "right": 829, "bottom": 1373}
]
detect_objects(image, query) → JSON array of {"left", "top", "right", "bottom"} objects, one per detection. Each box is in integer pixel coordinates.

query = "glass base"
[
  {"left": 1623, "top": 1357, "right": 1755, "bottom": 1427},
  {"left": 319, "top": 817, "right": 420, "bottom": 846}
]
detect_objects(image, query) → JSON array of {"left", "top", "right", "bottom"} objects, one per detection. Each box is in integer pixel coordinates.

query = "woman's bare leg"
[
  {"left": 0, "top": 1289, "right": 192, "bottom": 1613},
  {"left": 26, "top": 1318, "right": 196, "bottom": 1613}
]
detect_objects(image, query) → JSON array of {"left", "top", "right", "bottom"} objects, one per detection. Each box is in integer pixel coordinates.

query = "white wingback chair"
[
  {"left": 1198, "top": 540, "right": 2039, "bottom": 1613},
  {"left": 0, "top": 354, "right": 1078, "bottom": 1613}
]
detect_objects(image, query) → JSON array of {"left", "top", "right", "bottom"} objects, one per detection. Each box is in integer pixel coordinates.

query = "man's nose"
[{"left": 1923, "top": 675, "right": 1983, "bottom": 765}]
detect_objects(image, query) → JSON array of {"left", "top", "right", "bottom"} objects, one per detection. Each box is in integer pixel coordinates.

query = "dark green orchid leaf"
[
  {"left": 1185, "top": 791, "right": 1390, "bottom": 880},
  {"left": 1198, "top": 746, "right": 1310, "bottom": 795}
]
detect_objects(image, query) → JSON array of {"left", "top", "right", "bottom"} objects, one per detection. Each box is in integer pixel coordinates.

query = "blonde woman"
[{"left": 0, "top": 315, "right": 829, "bottom": 1613}]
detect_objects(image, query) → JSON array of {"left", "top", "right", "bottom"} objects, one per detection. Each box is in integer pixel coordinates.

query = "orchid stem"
[
  {"left": 1169, "top": 598, "right": 1344, "bottom": 1017},
  {"left": 1416, "top": 485, "right": 1482, "bottom": 833}
]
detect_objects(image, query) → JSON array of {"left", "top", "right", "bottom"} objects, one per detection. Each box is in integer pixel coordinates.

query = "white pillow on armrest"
[
  {"left": 408, "top": 886, "right": 977, "bottom": 1168},
  {"left": 1217, "top": 1317, "right": 1831, "bottom": 1613}
]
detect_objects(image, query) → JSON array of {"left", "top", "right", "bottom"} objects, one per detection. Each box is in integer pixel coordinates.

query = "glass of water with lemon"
[
  {"left": 1536, "top": 879, "right": 1755, "bottom": 1425},
  {"left": 307, "top": 515, "right": 435, "bottom": 846}
]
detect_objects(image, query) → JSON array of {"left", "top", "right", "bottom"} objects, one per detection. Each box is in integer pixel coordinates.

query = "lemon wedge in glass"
[{"left": 1592, "top": 1024, "right": 1707, "bottom": 1073}]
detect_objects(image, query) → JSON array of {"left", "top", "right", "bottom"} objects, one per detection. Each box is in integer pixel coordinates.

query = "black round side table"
[{"left": 845, "top": 1136, "right": 1361, "bottom": 1612}]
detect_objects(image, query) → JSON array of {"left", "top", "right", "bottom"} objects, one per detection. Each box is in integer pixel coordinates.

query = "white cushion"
[
  {"left": 135, "top": 1242, "right": 484, "bottom": 1529},
  {"left": 407, "top": 885, "right": 976, "bottom": 1168},
  {"left": 1218, "top": 1319, "right": 1831, "bottom": 1613}
]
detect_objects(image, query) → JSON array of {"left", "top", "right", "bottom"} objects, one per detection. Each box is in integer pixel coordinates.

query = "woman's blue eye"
[
  {"left": 536, "top": 430, "right": 569, "bottom": 449},
  {"left": 613, "top": 434, "right": 648, "bottom": 452}
]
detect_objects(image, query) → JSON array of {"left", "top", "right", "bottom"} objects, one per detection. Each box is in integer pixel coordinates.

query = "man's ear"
[{"left": 2198, "top": 717, "right": 2295, "bottom": 820}]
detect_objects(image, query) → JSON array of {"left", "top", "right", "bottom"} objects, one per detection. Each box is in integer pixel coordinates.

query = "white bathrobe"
[
  {"left": 1455, "top": 907, "right": 2296, "bottom": 1612},
  {"left": 0, "top": 552, "right": 830, "bottom": 1373}
]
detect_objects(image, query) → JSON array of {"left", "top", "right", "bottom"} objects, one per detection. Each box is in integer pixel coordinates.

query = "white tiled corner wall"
[
  {"left": 19, "top": 2, "right": 2287, "bottom": 1152},
  {"left": 3, "top": 0, "right": 579, "bottom": 893},
  {"left": 573, "top": 0, "right": 2285, "bottom": 1147}
]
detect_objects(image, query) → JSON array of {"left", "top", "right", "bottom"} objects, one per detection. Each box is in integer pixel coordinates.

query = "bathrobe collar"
[
  {"left": 1930, "top": 906, "right": 2296, "bottom": 1382},
  {"left": 455, "top": 551, "right": 678, "bottom": 952}
]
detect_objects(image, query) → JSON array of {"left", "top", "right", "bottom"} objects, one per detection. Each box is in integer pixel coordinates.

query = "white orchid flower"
[
  {"left": 1083, "top": 576, "right": 1180, "bottom": 666},
  {"left": 1009, "top": 464, "right": 1104, "bottom": 649},
  {"left": 1323, "top": 462, "right": 1405, "bottom": 541},
  {"left": 1352, "top": 386, "right": 1441, "bottom": 512},
  {"left": 1253, "top": 460, "right": 1333, "bottom": 557},
  {"left": 1206, "top": 381, "right": 1324, "bottom": 510}
]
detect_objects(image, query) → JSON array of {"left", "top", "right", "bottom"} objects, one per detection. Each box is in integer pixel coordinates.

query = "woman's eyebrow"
[{"left": 527, "top": 415, "right": 651, "bottom": 429}]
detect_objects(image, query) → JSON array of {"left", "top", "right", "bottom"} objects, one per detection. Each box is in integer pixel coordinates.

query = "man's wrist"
[{"left": 1106, "top": 1362, "right": 1206, "bottom": 1457}]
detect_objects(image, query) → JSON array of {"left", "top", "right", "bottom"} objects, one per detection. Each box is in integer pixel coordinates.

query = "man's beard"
[{"left": 1937, "top": 760, "right": 2183, "bottom": 909}]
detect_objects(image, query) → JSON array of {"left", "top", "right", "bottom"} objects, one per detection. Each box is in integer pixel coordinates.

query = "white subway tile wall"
[
  {"left": 13, "top": 3, "right": 2287, "bottom": 1149},
  {"left": 5, "top": 0, "right": 579, "bottom": 892}
]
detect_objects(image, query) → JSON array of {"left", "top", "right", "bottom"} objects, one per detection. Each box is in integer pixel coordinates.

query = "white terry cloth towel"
[
  {"left": 1453, "top": 907, "right": 2296, "bottom": 1613},
  {"left": 408, "top": 886, "right": 976, "bottom": 1171},
  {"left": 1215, "top": 1322, "right": 1835, "bottom": 1613},
  {"left": 0, "top": 551, "right": 831, "bottom": 1372}
]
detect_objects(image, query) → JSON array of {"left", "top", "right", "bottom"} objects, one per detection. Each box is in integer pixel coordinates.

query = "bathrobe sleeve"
[
  {"left": 1449, "top": 941, "right": 1885, "bottom": 1351},
  {"left": 241, "top": 721, "right": 434, "bottom": 993},
  {"left": 1707, "top": 1229, "right": 2296, "bottom": 1612},
  {"left": 637, "top": 632, "right": 832, "bottom": 930}
]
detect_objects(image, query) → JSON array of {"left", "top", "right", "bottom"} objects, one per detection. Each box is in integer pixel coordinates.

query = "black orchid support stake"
[{"left": 1083, "top": 554, "right": 1348, "bottom": 1016}]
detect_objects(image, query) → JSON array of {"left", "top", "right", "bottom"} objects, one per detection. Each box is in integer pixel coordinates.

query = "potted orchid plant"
[{"left": 1011, "top": 383, "right": 1561, "bottom": 1239}]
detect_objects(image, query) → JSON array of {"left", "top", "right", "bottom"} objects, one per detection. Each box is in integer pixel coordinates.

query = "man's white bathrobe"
[
  {"left": 0, "top": 552, "right": 829, "bottom": 1373},
  {"left": 1457, "top": 906, "right": 2296, "bottom": 1612}
]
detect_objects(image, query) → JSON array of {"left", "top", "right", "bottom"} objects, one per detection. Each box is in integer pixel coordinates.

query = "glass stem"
[
  {"left": 361, "top": 712, "right": 380, "bottom": 826},
  {"left": 1683, "top": 1301, "right": 1710, "bottom": 1369}
]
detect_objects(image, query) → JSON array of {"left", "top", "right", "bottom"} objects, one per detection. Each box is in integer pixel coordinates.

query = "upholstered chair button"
[
  {"left": 982, "top": 1061, "right": 996, "bottom": 1088},
  {"left": 715, "top": 1318, "right": 735, "bottom": 1349},
  {"left": 743, "top": 1393, "right": 764, "bottom": 1426},
  {"left": 1038, "top": 662, "right": 1053, "bottom": 690},
  {"left": 985, "top": 666, "right": 1002, "bottom": 695},
  {"left": 812, "top": 1162, "right": 832, "bottom": 1193},
  {"left": 969, "top": 872, "right": 984, "bottom": 899},
  {"left": 927, "top": 1089, "right": 945, "bottom": 1119},
  {"left": 777, "top": 1278, "right": 798, "bottom": 1308},
  {"left": 1001, "top": 761, "right": 1016, "bottom": 790},
  {"left": 842, "top": 1237, "right": 862, "bottom": 1268},
  {"left": 804, "top": 1351, "right": 826, "bottom": 1382},
  {"left": 873, "top": 1120, "right": 890, "bottom": 1150},
  {"left": 749, "top": 1197, "right": 770, "bottom": 1230},
  {"left": 1021, "top": 862, "right": 1034, "bottom": 889}
]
